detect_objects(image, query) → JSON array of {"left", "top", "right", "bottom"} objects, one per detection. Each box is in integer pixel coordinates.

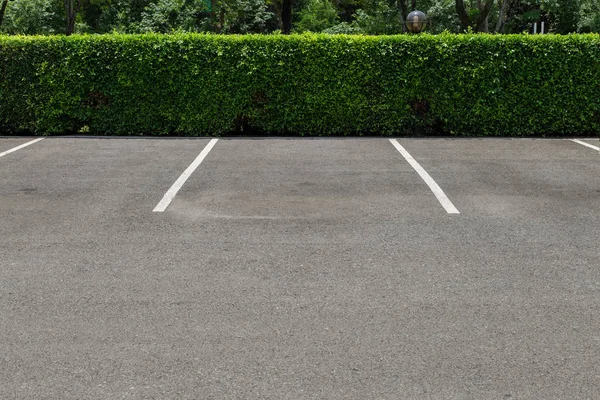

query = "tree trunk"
[
  {"left": 455, "top": 0, "right": 492, "bottom": 32},
  {"left": 281, "top": 0, "right": 292, "bottom": 34},
  {"left": 64, "top": 0, "right": 81, "bottom": 35},
  {"left": 209, "top": 0, "right": 216, "bottom": 32},
  {"left": 495, "top": 0, "right": 510, "bottom": 33},
  {"left": 66, "top": 15, "right": 76, "bottom": 35},
  {"left": 476, "top": 0, "right": 492, "bottom": 32},
  {"left": 397, "top": 0, "right": 407, "bottom": 31},
  {"left": 397, "top": 0, "right": 407, "bottom": 19},
  {"left": 220, "top": 7, "right": 225, "bottom": 32},
  {"left": 476, "top": 15, "right": 489, "bottom": 32},
  {"left": 455, "top": 0, "right": 472, "bottom": 31},
  {"left": 65, "top": 0, "right": 73, "bottom": 35},
  {"left": 0, "top": 0, "right": 9, "bottom": 28}
]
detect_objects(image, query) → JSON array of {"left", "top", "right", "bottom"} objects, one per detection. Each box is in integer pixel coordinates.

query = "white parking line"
[
  {"left": 389, "top": 139, "right": 460, "bottom": 215},
  {"left": 153, "top": 139, "right": 219, "bottom": 212},
  {"left": 0, "top": 138, "right": 45, "bottom": 159},
  {"left": 571, "top": 139, "right": 600, "bottom": 152}
]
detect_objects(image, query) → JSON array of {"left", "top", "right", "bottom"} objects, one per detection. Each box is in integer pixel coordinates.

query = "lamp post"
[
  {"left": 404, "top": 10, "right": 428, "bottom": 33},
  {"left": 404, "top": 9, "right": 428, "bottom": 136}
]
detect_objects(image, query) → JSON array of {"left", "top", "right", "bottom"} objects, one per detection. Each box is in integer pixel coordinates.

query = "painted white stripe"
[
  {"left": 571, "top": 139, "right": 600, "bottom": 152},
  {"left": 389, "top": 139, "right": 460, "bottom": 215},
  {"left": 0, "top": 138, "right": 45, "bottom": 159},
  {"left": 153, "top": 139, "right": 219, "bottom": 212}
]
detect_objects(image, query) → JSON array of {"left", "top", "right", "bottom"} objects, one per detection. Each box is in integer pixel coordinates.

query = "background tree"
[
  {"left": 0, "top": 0, "right": 9, "bottom": 28},
  {"left": 65, "top": 0, "right": 83, "bottom": 34},
  {"left": 221, "top": 0, "right": 277, "bottom": 33},
  {"left": 424, "top": 0, "right": 461, "bottom": 32},
  {"left": 494, "top": 0, "right": 513, "bottom": 32},
  {"left": 0, "top": 0, "right": 63, "bottom": 34},
  {"left": 280, "top": 0, "right": 291, "bottom": 32},
  {"left": 135, "top": 0, "right": 210, "bottom": 32},
  {"left": 455, "top": 0, "right": 494, "bottom": 32},
  {"left": 1, "top": 0, "right": 597, "bottom": 34},
  {"left": 352, "top": 0, "right": 404, "bottom": 34},
  {"left": 295, "top": 0, "right": 339, "bottom": 31},
  {"left": 578, "top": 0, "right": 600, "bottom": 32}
]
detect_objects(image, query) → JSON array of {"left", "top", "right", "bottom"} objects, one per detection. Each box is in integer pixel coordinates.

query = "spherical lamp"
[{"left": 405, "top": 10, "right": 428, "bottom": 33}]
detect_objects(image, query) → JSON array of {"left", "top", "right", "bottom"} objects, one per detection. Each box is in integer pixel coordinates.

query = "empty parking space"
[
  {"left": 1, "top": 137, "right": 599, "bottom": 399},
  {"left": 399, "top": 138, "right": 600, "bottom": 218},
  {"left": 165, "top": 138, "right": 448, "bottom": 221},
  {"left": 0, "top": 135, "right": 214, "bottom": 243}
]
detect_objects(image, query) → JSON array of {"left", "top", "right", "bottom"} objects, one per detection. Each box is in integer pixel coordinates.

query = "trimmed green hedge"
[{"left": 1, "top": 33, "right": 599, "bottom": 136}]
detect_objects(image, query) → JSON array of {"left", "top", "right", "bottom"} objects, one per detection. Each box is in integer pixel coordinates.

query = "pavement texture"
[
  {"left": 0, "top": 138, "right": 36, "bottom": 154},
  {"left": 0, "top": 137, "right": 599, "bottom": 399}
]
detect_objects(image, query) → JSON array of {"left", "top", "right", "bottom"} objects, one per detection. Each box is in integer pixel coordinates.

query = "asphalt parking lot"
[{"left": 1, "top": 136, "right": 599, "bottom": 399}]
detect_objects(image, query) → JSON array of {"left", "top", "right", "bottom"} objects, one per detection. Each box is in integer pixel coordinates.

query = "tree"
[
  {"left": 1, "top": 0, "right": 63, "bottom": 34},
  {"left": 498, "top": 0, "right": 540, "bottom": 33},
  {"left": 97, "top": 0, "right": 157, "bottom": 33},
  {"left": 495, "top": 0, "right": 513, "bottom": 32},
  {"left": 0, "top": 0, "right": 592, "bottom": 34},
  {"left": 281, "top": 0, "right": 291, "bottom": 32},
  {"left": 541, "top": 0, "right": 579, "bottom": 33},
  {"left": 352, "top": 0, "right": 404, "bottom": 34},
  {"left": 264, "top": 0, "right": 293, "bottom": 33},
  {"left": 578, "top": 0, "right": 600, "bottom": 32},
  {"left": 0, "top": 0, "right": 9, "bottom": 28},
  {"left": 136, "top": 0, "right": 210, "bottom": 32},
  {"left": 455, "top": 0, "right": 493, "bottom": 32},
  {"left": 330, "top": 0, "right": 367, "bottom": 23},
  {"left": 295, "top": 0, "right": 339, "bottom": 32},
  {"left": 65, "top": 0, "right": 82, "bottom": 34},
  {"left": 76, "top": 0, "right": 119, "bottom": 33},
  {"left": 221, "top": 0, "right": 277, "bottom": 33},
  {"left": 423, "top": 0, "right": 461, "bottom": 33}
]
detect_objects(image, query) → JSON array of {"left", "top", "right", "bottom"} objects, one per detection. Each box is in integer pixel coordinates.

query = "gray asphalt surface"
[
  {"left": 583, "top": 138, "right": 599, "bottom": 147},
  {"left": 1, "top": 137, "right": 599, "bottom": 399},
  {"left": 0, "top": 138, "right": 33, "bottom": 154}
]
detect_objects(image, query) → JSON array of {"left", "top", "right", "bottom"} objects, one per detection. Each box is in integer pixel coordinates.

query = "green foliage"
[
  {"left": 118, "top": 0, "right": 276, "bottom": 34},
  {"left": 0, "top": 0, "right": 597, "bottom": 35},
  {"left": 0, "top": 0, "right": 63, "bottom": 35},
  {"left": 135, "top": 0, "right": 210, "bottom": 33},
  {"left": 541, "top": 0, "right": 580, "bottom": 34},
  {"left": 295, "top": 0, "right": 339, "bottom": 33},
  {"left": 321, "top": 21, "right": 361, "bottom": 33},
  {"left": 578, "top": 0, "right": 600, "bottom": 32},
  {"left": 425, "top": 0, "right": 461, "bottom": 34},
  {"left": 348, "top": 0, "right": 404, "bottom": 35},
  {"left": 221, "top": 0, "right": 278, "bottom": 34},
  {"left": 1, "top": 33, "right": 599, "bottom": 136},
  {"left": 105, "top": 0, "right": 157, "bottom": 33}
]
